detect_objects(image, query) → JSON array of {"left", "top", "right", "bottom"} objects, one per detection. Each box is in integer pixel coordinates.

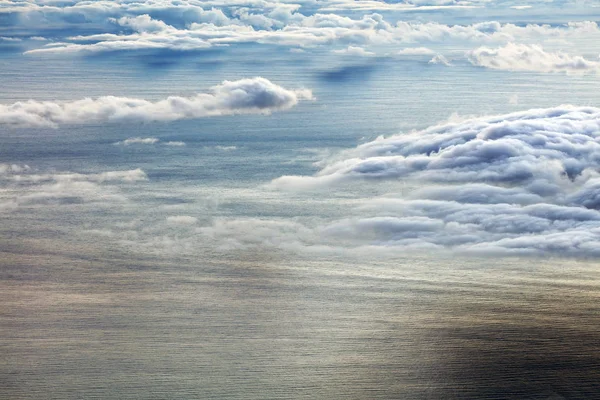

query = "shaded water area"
[{"left": 2, "top": 244, "right": 599, "bottom": 399}]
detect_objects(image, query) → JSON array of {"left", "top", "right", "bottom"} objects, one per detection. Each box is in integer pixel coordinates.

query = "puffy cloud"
[
  {"left": 272, "top": 105, "right": 600, "bottom": 188},
  {"left": 331, "top": 46, "right": 375, "bottom": 56},
  {"left": 266, "top": 106, "right": 600, "bottom": 257},
  {"left": 0, "top": 77, "right": 313, "bottom": 128},
  {"left": 467, "top": 43, "right": 600, "bottom": 74}
]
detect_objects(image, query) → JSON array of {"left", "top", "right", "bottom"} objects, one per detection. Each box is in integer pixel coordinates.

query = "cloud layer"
[
  {"left": 0, "top": 77, "right": 313, "bottom": 128},
  {"left": 0, "top": 164, "right": 146, "bottom": 211},
  {"left": 269, "top": 106, "right": 600, "bottom": 256},
  {"left": 19, "top": 8, "right": 600, "bottom": 56},
  {"left": 468, "top": 43, "right": 600, "bottom": 74}
]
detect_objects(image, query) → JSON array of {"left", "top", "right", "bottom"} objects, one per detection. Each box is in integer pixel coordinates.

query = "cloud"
[
  {"left": 331, "top": 46, "right": 375, "bottom": 56},
  {"left": 214, "top": 145, "right": 237, "bottom": 151},
  {"left": 318, "top": 0, "right": 480, "bottom": 11},
  {"left": 0, "top": 77, "right": 313, "bottom": 128},
  {"left": 428, "top": 54, "right": 451, "bottom": 66},
  {"left": 266, "top": 106, "right": 600, "bottom": 257},
  {"left": 114, "top": 137, "right": 187, "bottom": 146},
  {"left": 397, "top": 47, "right": 435, "bottom": 56},
  {"left": 0, "top": 37, "right": 22, "bottom": 42},
  {"left": 115, "top": 137, "right": 160, "bottom": 146},
  {"left": 0, "top": 165, "right": 147, "bottom": 210},
  {"left": 272, "top": 105, "right": 600, "bottom": 189},
  {"left": 467, "top": 43, "right": 600, "bottom": 74},
  {"left": 20, "top": 9, "right": 600, "bottom": 55},
  {"left": 2, "top": 168, "right": 148, "bottom": 184}
]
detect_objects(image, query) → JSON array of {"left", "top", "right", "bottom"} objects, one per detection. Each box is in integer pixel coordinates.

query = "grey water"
[{"left": 2, "top": 250, "right": 600, "bottom": 399}]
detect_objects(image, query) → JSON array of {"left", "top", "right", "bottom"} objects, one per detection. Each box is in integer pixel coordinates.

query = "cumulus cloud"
[
  {"left": 0, "top": 77, "right": 313, "bottom": 128},
  {"left": 467, "top": 43, "right": 600, "bottom": 74},
  {"left": 331, "top": 46, "right": 375, "bottom": 56},
  {"left": 267, "top": 106, "right": 600, "bottom": 257},
  {"left": 273, "top": 106, "right": 600, "bottom": 188}
]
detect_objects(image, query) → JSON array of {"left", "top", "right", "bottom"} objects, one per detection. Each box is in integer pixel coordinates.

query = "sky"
[{"left": 2, "top": 0, "right": 600, "bottom": 263}]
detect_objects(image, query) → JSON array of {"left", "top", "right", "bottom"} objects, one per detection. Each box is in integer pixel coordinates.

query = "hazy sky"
[{"left": 2, "top": 0, "right": 600, "bottom": 260}]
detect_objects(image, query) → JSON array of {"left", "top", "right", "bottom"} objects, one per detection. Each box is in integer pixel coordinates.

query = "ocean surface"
[{"left": 3, "top": 250, "right": 600, "bottom": 399}]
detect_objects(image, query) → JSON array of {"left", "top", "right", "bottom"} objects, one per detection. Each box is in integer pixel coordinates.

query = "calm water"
[{"left": 2, "top": 248, "right": 599, "bottom": 399}]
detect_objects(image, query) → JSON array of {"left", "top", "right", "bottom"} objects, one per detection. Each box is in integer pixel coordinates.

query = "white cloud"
[
  {"left": 164, "top": 141, "right": 186, "bottom": 146},
  {"left": 397, "top": 47, "right": 435, "bottom": 56},
  {"left": 272, "top": 105, "right": 600, "bottom": 189},
  {"left": 214, "top": 145, "right": 237, "bottom": 151},
  {"left": 331, "top": 46, "right": 375, "bottom": 56},
  {"left": 264, "top": 106, "right": 600, "bottom": 256},
  {"left": 3, "top": 168, "right": 148, "bottom": 184},
  {"left": 0, "top": 166, "right": 147, "bottom": 211},
  {"left": 318, "top": 0, "right": 480, "bottom": 11},
  {"left": 20, "top": 9, "right": 600, "bottom": 55},
  {"left": 428, "top": 54, "right": 451, "bottom": 66},
  {"left": 115, "top": 137, "right": 160, "bottom": 146},
  {"left": 107, "top": 106, "right": 600, "bottom": 258},
  {"left": 0, "top": 77, "right": 313, "bottom": 128},
  {"left": 0, "top": 37, "right": 22, "bottom": 42},
  {"left": 467, "top": 43, "right": 600, "bottom": 74}
]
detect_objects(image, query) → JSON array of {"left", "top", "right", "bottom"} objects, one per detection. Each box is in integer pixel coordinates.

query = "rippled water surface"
[{"left": 3, "top": 249, "right": 599, "bottom": 399}]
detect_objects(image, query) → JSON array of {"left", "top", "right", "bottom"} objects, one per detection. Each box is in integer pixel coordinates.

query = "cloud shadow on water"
[{"left": 317, "top": 64, "right": 377, "bottom": 83}]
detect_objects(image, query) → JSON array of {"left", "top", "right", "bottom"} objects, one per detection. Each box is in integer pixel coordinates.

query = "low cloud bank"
[
  {"left": 467, "top": 43, "right": 600, "bottom": 74},
  {"left": 21, "top": 11, "right": 600, "bottom": 56},
  {"left": 269, "top": 106, "right": 600, "bottom": 256},
  {"left": 273, "top": 106, "right": 600, "bottom": 189},
  {"left": 0, "top": 77, "right": 313, "bottom": 128},
  {"left": 0, "top": 165, "right": 146, "bottom": 211}
]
